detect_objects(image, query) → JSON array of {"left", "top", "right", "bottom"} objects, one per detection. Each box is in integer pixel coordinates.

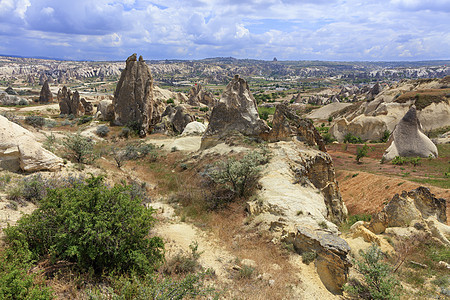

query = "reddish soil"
[{"left": 327, "top": 143, "right": 450, "bottom": 224}]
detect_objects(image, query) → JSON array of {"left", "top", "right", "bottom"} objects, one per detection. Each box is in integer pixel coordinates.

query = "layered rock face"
[
  {"left": 264, "top": 103, "right": 326, "bottom": 152},
  {"left": 187, "top": 84, "right": 217, "bottom": 107},
  {"left": 201, "top": 75, "right": 269, "bottom": 148},
  {"left": 58, "top": 86, "right": 92, "bottom": 116},
  {"left": 0, "top": 115, "right": 63, "bottom": 172},
  {"left": 246, "top": 141, "right": 349, "bottom": 293},
  {"left": 113, "top": 54, "right": 165, "bottom": 134},
  {"left": 38, "top": 80, "right": 53, "bottom": 103},
  {"left": 383, "top": 106, "right": 438, "bottom": 161}
]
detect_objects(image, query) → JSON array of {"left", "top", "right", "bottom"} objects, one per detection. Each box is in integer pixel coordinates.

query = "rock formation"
[
  {"left": 187, "top": 84, "right": 217, "bottom": 107},
  {"left": 5, "top": 87, "right": 17, "bottom": 95},
  {"left": 368, "top": 187, "right": 449, "bottom": 245},
  {"left": 366, "top": 82, "right": 382, "bottom": 100},
  {"left": 153, "top": 106, "right": 194, "bottom": 135},
  {"left": 245, "top": 140, "right": 349, "bottom": 293},
  {"left": 181, "top": 121, "right": 207, "bottom": 136},
  {"left": 201, "top": 75, "right": 269, "bottom": 148},
  {"left": 263, "top": 103, "right": 326, "bottom": 152},
  {"left": 0, "top": 115, "right": 63, "bottom": 172},
  {"left": 81, "top": 98, "right": 93, "bottom": 115},
  {"left": 58, "top": 87, "right": 87, "bottom": 116},
  {"left": 38, "top": 80, "right": 53, "bottom": 103},
  {"left": 383, "top": 106, "right": 438, "bottom": 161},
  {"left": 96, "top": 100, "right": 114, "bottom": 121},
  {"left": 113, "top": 53, "right": 165, "bottom": 135}
]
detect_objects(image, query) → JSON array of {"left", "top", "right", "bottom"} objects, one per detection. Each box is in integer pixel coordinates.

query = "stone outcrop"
[
  {"left": 201, "top": 75, "right": 269, "bottom": 148},
  {"left": 187, "top": 84, "right": 217, "bottom": 107},
  {"left": 368, "top": 187, "right": 447, "bottom": 235},
  {"left": 58, "top": 87, "right": 92, "bottom": 116},
  {"left": 383, "top": 106, "right": 438, "bottom": 161},
  {"left": 96, "top": 100, "right": 114, "bottom": 121},
  {"left": 153, "top": 106, "right": 194, "bottom": 135},
  {"left": 0, "top": 115, "right": 63, "bottom": 172},
  {"left": 113, "top": 54, "right": 165, "bottom": 135},
  {"left": 263, "top": 103, "right": 326, "bottom": 152},
  {"left": 38, "top": 80, "right": 53, "bottom": 103},
  {"left": 245, "top": 141, "right": 348, "bottom": 293}
]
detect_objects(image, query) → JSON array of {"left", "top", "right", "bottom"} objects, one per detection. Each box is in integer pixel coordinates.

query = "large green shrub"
[
  {"left": 346, "top": 244, "right": 401, "bottom": 300},
  {"left": 356, "top": 144, "right": 369, "bottom": 164},
  {"left": 4, "top": 176, "right": 164, "bottom": 275}
]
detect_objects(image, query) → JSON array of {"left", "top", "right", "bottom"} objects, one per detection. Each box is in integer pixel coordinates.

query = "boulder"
[
  {"left": 368, "top": 187, "right": 447, "bottom": 234},
  {"left": 383, "top": 106, "right": 438, "bottom": 161},
  {"left": 96, "top": 100, "right": 114, "bottom": 121},
  {"left": 181, "top": 121, "right": 207, "bottom": 136},
  {"left": 113, "top": 54, "right": 165, "bottom": 134},
  {"left": 201, "top": 75, "right": 269, "bottom": 148},
  {"left": 38, "top": 80, "right": 53, "bottom": 103},
  {"left": 158, "top": 105, "right": 194, "bottom": 134},
  {"left": 187, "top": 84, "right": 217, "bottom": 107},
  {"left": 0, "top": 115, "right": 63, "bottom": 172},
  {"left": 263, "top": 103, "right": 326, "bottom": 152},
  {"left": 283, "top": 225, "right": 351, "bottom": 294}
]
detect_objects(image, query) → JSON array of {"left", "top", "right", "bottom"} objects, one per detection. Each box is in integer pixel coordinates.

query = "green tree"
[{"left": 356, "top": 144, "right": 369, "bottom": 164}]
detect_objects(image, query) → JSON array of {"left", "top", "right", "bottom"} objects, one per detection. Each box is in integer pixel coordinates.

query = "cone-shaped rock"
[
  {"left": 39, "top": 80, "right": 53, "bottom": 103},
  {"left": 187, "top": 84, "right": 217, "bottom": 107},
  {"left": 113, "top": 53, "right": 165, "bottom": 135},
  {"left": 201, "top": 75, "right": 269, "bottom": 149},
  {"left": 383, "top": 106, "right": 438, "bottom": 161},
  {"left": 58, "top": 87, "right": 85, "bottom": 116}
]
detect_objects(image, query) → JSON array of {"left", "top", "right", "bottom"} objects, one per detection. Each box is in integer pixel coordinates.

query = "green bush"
[
  {"left": 380, "top": 130, "right": 391, "bottom": 143},
  {"left": 204, "top": 148, "right": 270, "bottom": 198},
  {"left": 4, "top": 176, "right": 164, "bottom": 275},
  {"left": 322, "top": 133, "right": 336, "bottom": 144},
  {"left": 302, "top": 251, "right": 317, "bottom": 265},
  {"left": 25, "top": 115, "right": 45, "bottom": 128},
  {"left": 166, "top": 98, "right": 174, "bottom": 104},
  {"left": 86, "top": 271, "right": 218, "bottom": 300},
  {"left": 345, "top": 244, "right": 400, "bottom": 300},
  {"left": 391, "top": 156, "right": 421, "bottom": 166},
  {"left": 199, "top": 106, "right": 209, "bottom": 112},
  {"left": 77, "top": 115, "right": 93, "bottom": 125},
  {"left": 344, "top": 133, "right": 363, "bottom": 144},
  {"left": 96, "top": 125, "right": 110, "bottom": 137},
  {"left": 0, "top": 242, "right": 53, "bottom": 300},
  {"left": 62, "top": 132, "right": 96, "bottom": 164}
]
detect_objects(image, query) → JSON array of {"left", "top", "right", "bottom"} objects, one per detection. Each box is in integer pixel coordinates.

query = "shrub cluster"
[
  {"left": 110, "top": 142, "right": 158, "bottom": 168},
  {"left": 96, "top": 125, "right": 110, "bottom": 137},
  {"left": 25, "top": 115, "right": 45, "bottom": 128},
  {"left": 391, "top": 156, "right": 421, "bottom": 166},
  {"left": 344, "top": 133, "right": 363, "bottom": 144}
]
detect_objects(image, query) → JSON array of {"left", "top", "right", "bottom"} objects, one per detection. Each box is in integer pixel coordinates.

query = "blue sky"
[{"left": 0, "top": 0, "right": 449, "bottom": 61}]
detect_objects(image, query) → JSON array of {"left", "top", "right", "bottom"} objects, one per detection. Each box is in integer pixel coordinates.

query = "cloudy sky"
[{"left": 0, "top": 0, "right": 449, "bottom": 61}]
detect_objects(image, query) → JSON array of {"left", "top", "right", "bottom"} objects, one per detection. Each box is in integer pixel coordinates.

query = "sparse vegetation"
[
  {"left": 96, "top": 125, "right": 110, "bottom": 137},
  {"left": 24, "top": 115, "right": 45, "bottom": 128},
  {"left": 62, "top": 132, "right": 97, "bottom": 164},
  {"left": 204, "top": 148, "right": 270, "bottom": 198}
]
